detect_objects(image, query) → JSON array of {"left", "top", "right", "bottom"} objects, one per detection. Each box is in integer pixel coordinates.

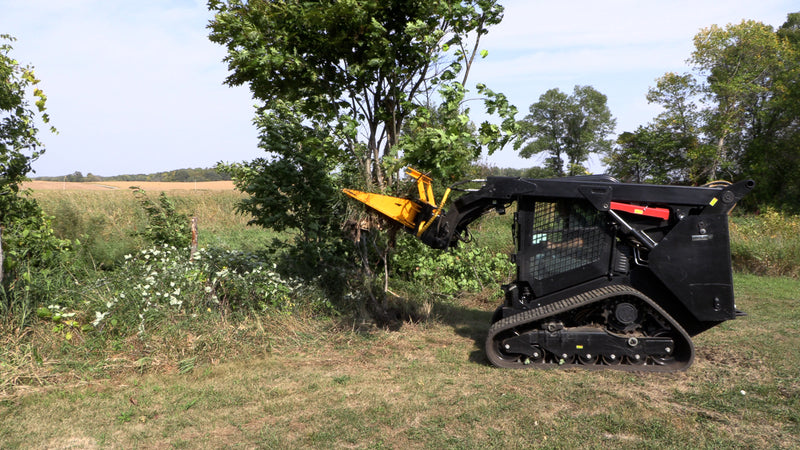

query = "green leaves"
[
  {"left": 207, "top": 1, "right": 516, "bottom": 315},
  {"left": 391, "top": 234, "right": 512, "bottom": 296},
  {"left": 130, "top": 189, "right": 191, "bottom": 249},
  {"left": 608, "top": 13, "right": 800, "bottom": 212},
  {"left": 518, "top": 85, "right": 615, "bottom": 176}
]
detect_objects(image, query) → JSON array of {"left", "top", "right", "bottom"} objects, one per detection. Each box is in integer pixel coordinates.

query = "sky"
[{"left": 1, "top": 0, "right": 797, "bottom": 177}]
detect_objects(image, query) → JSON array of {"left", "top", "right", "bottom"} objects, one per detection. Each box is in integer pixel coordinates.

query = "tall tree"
[
  {"left": 605, "top": 72, "right": 713, "bottom": 184},
  {"left": 690, "top": 20, "right": 787, "bottom": 180},
  {"left": 741, "top": 13, "right": 800, "bottom": 209},
  {"left": 609, "top": 14, "right": 800, "bottom": 207},
  {"left": 518, "top": 85, "right": 615, "bottom": 176},
  {"left": 207, "top": 0, "right": 518, "bottom": 311},
  {"left": 209, "top": 0, "right": 514, "bottom": 189}
]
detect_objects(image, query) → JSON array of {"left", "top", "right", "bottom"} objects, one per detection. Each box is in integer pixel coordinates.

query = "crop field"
[
  {"left": 22, "top": 180, "right": 236, "bottom": 191},
  {"left": 1, "top": 188, "right": 798, "bottom": 448}
]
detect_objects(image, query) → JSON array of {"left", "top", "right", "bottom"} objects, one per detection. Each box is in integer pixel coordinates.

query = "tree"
[
  {"left": 1, "top": 35, "right": 66, "bottom": 321},
  {"left": 518, "top": 85, "right": 615, "bottom": 176},
  {"left": 740, "top": 14, "right": 800, "bottom": 209},
  {"left": 209, "top": 0, "right": 514, "bottom": 188},
  {"left": 1, "top": 35, "right": 54, "bottom": 195},
  {"left": 605, "top": 73, "right": 714, "bottom": 184},
  {"left": 609, "top": 15, "right": 800, "bottom": 206},
  {"left": 690, "top": 20, "right": 788, "bottom": 180},
  {"left": 208, "top": 1, "right": 518, "bottom": 310}
]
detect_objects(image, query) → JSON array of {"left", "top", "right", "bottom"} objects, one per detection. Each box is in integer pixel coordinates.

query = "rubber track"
[{"left": 485, "top": 284, "right": 695, "bottom": 372}]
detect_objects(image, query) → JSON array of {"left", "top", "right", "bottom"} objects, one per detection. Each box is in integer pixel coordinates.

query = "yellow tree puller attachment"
[{"left": 342, "top": 168, "right": 452, "bottom": 237}]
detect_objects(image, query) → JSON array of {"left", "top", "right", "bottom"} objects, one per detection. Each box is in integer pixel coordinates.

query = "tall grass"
[
  {"left": 31, "top": 189, "right": 276, "bottom": 264},
  {"left": 730, "top": 208, "right": 800, "bottom": 278}
]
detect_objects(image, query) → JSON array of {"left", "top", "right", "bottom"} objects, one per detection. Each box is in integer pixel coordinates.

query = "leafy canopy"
[
  {"left": 518, "top": 85, "right": 615, "bottom": 176},
  {"left": 605, "top": 13, "right": 800, "bottom": 212},
  {"left": 209, "top": 0, "right": 515, "bottom": 189}
]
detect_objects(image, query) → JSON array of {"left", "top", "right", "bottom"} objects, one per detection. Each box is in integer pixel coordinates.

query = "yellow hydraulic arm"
[{"left": 342, "top": 168, "right": 452, "bottom": 237}]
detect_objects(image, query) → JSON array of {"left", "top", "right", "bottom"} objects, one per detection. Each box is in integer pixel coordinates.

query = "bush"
[
  {"left": 77, "top": 245, "right": 332, "bottom": 336},
  {"left": 131, "top": 188, "right": 191, "bottom": 248},
  {"left": 1, "top": 197, "right": 72, "bottom": 329},
  {"left": 390, "top": 233, "right": 513, "bottom": 297}
]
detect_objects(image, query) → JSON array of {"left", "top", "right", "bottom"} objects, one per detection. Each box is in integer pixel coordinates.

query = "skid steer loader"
[{"left": 344, "top": 169, "right": 753, "bottom": 371}]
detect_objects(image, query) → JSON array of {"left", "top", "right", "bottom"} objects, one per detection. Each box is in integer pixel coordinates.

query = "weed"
[{"left": 131, "top": 188, "right": 191, "bottom": 248}]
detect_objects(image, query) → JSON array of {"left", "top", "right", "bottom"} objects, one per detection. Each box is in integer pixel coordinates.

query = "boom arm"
[{"left": 344, "top": 169, "right": 753, "bottom": 251}]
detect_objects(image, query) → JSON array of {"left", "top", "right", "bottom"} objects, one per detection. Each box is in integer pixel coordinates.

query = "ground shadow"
[{"left": 430, "top": 299, "right": 495, "bottom": 366}]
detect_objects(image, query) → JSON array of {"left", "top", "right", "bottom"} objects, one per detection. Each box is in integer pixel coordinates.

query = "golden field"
[{"left": 22, "top": 180, "right": 236, "bottom": 191}]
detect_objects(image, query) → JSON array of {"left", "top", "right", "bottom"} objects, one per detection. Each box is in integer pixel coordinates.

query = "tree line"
[
  {"left": 605, "top": 15, "right": 799, "bottom": 211},
  {"left": 35, "top": 167, "right": 232, "bottom": 183},
  {"left": 517, "top": 13, "right": 799, "bottom": 212}
]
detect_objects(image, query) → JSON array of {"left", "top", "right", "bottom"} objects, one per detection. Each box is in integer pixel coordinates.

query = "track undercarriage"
[{"left": 485, "top": 284, "right": 694, "bottom": 371}]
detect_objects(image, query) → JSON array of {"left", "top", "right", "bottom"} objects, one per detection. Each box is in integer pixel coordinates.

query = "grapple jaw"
[{"left": 342, "top": 168, "right": 450, "bottom": 240}]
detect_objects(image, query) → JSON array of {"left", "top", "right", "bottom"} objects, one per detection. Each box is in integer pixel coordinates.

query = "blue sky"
[{"left": 2, "top": 0, "right": 797, "bottom": 177}]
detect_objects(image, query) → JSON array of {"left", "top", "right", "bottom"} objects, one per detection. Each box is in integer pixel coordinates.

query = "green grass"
[
  {"left": 1, "top": 274, "right": 798, "bottom": 448},
  {"left": 3, "top": 190, "right": 797, "bottom": 447},
  {"left": 730, "top": 208, "right": 800, "bottom": 278}
]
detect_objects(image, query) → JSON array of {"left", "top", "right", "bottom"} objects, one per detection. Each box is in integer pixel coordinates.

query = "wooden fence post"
[{"left": 190, "top": 217, "right": 198, "bottom": 260}]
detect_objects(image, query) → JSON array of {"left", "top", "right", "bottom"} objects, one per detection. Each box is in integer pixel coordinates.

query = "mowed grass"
[{"left": 1, "top": 274, "right": 797, "bottom": 448}]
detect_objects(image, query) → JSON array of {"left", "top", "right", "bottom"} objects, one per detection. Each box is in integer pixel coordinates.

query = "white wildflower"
[{"left": 92, "top": 311, "right": 108, "bottom": 327}]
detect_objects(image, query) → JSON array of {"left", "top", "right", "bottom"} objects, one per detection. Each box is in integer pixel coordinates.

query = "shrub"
[
  {"left": 79, "top": 245, "right": 332, "bottom": 336},
  {"left": 1, "top": 197, "right": 71, "bottom": 329},
  {"left": 390, "top": 233, "right": 513, "bottom": 297},
  {"left": 130, "top": 188, "right": 191, "bottom": 248}
]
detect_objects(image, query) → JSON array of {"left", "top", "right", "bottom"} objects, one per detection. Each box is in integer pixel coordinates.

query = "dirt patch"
[{"left": 23, "top": 180, "right": 236, "bottom": 191}]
